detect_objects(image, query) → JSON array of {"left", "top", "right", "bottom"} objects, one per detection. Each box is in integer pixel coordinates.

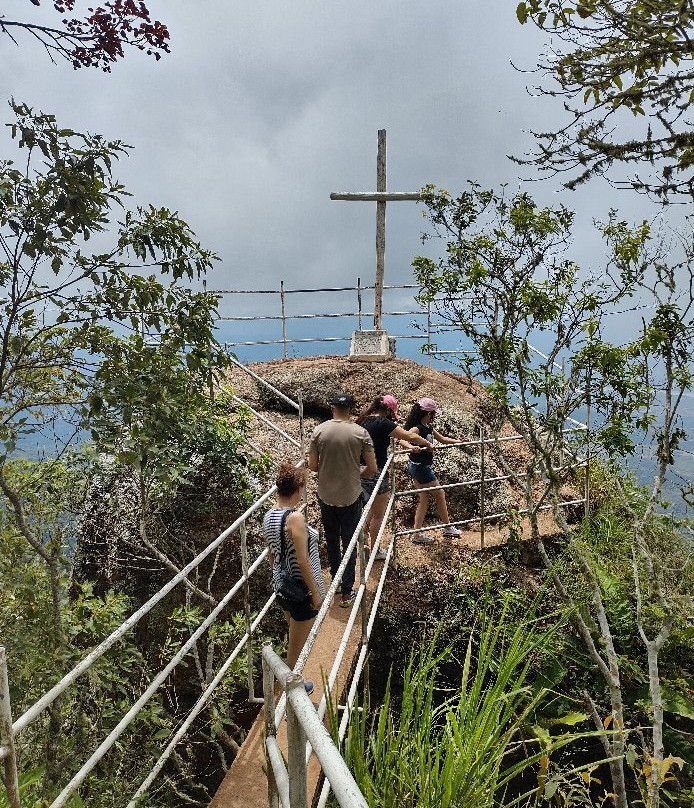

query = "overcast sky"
[{"left": 1, "top": 0, "right": 682, "bottom": 357}]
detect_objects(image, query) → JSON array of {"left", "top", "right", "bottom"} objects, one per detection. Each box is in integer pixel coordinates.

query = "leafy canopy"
[{"left": 514, "top": 0, "right": 694, "bottom": 199}]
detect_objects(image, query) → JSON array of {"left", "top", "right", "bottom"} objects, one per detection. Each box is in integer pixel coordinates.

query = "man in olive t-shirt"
[{"left": 307, "top": 393, "right": 376, "bottom": 606}]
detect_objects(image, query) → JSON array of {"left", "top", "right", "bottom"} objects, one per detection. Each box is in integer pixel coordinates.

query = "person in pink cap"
[
  {"left": 400, "top": 398, "right": 463, "bottom": 544},
  {"left": 356, "top": 394, "right": 433, "bottom": 558}
]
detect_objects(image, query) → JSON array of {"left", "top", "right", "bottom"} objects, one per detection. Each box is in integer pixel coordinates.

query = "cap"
[
  {"left": 418, "top": 397, "right": 441, "bottom": 415},
  {"left": 382, "top": 394, "right": 399, "bottom": 419},
  {"left": 330, "top": 392, "right": 356, "bottom": 408}
]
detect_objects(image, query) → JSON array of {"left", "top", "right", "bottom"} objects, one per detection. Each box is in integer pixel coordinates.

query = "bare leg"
[
  {"left": 433, "top": 487, "right": 450, "bottom": 525},
  {"left": 413, "top": 481, "right": 430, "bottom": 529},
  {"left": 287, "top": 615, "right": 315, "bottom": 670},
  {"left": 368, "top": 492, "right": 389, "bottom": 548}
]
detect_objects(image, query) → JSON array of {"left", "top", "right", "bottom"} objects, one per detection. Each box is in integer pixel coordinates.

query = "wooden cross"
[{"left": 331, "top": 129, "right": 421, "bottom": 330}]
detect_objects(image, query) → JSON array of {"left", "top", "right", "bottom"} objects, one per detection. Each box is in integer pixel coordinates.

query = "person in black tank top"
[
  {"left": 399, "top": 398, "right": 464, "bottom": 545},
  {"left": 264, "top": 462, "right": 325, "bottom": 692},
  {"left": 356, "top": 395, "right": 434, "bottom": 557}
]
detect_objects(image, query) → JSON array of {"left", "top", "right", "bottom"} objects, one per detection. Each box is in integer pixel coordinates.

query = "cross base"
[{"left": 349, "top": 330, "right": 395, "bottom": 362}]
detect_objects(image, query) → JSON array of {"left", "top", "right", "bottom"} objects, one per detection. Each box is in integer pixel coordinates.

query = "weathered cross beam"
[{"left": 330, "top": 130, "right": 421, "bottom": 330}]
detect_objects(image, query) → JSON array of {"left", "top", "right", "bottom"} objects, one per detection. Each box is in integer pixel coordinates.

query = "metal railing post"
[
  {"left": 280, "top": 280, "right": 287, "bottom": 359},
  {"left": 559, "top": 358, "right": 565, "bottom": 469},
  {"left": 357, "top": 276, "right": 362, "bottom": 331},
  {"left": 358, "top": 516, "right": 369, "bottom": 706},
  {"left": 584, "top": 374, "right": 591, "bottom": 519},
  {"left": 299, "top": 389, "right": 307, "bottom": 507},
  {"left": 262, "top": 644, "right": 280, "bottom": 808},
  {"left": 240, "top": 521, "right": 255, "bottom": 701},
  {"left": 285, "top": 674, "right": 308, "bottom": 808},
  {"left": 390, "top": 439, "right": 397, "bottom": 562},
  {"left": 0, "top": 647, "right": 21, "bottom": 808},
  {"left": 427, "top": 299, "right": 432, "bottom": 368},
  {"left": 479, "top": 427, "right": 485, "bottom": 550},
  {"left": 204, "top": 279, "right": 214, "bottom": 401}
]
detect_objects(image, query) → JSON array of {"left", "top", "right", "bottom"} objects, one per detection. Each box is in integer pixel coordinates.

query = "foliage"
[
  {"left": 0, "top": 0, "right": 170, "bottom": 70},
  {"left": 513, "top": 0, "right": 694, "bottom": 199},
  {"left": 0, "top": 103, "right": 261, "bottom": 804},
  {"left": 414, "top": 184, "right": 693, "bottom": 807},
  {"left": 328, "top": 605, "right": 602, "bottom": 808}
]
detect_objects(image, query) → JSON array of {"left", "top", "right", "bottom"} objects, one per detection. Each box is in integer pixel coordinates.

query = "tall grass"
[{"left": 328, "top": 598, "right": 588, "bottom": 808}]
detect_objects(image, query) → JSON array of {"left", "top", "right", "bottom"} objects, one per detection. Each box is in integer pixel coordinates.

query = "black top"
[
  {"left": 408, "top": 422, "right": 433, "bottom": 465},
  {"left": 361, "top": 415, "right": 397, "bottom": 469}
]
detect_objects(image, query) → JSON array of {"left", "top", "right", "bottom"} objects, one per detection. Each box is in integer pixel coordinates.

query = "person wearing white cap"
[
  {"left": 400, "top": 398, "right": 463, "bottom": 544},
  {"left": 356, "top": 394, "right": 434, "bottom": 559}
]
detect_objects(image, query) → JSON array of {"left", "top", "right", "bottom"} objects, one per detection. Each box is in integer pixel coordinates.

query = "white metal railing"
[
  {"left": 392, "top": 424, "right": 589, "bottom": 548},
  {"left": 0, "top": 365, "right": 313, "bottom": 808},
  {"left": 209, "top": 279, "right": 469, "bottom": 365},
  {"left": 0, "top": 357, "right": 390, "bottom": 808},
  {"left": 0, "top": 301, "right": 595, "bottom": 807}
]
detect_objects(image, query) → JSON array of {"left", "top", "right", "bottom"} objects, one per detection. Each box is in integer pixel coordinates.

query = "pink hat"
[
  {"left": 418, "top": 397, "right": 441, "bottom": 415},
  {"left": 382, "top": 394, "right": 398, "bottom": 419}
]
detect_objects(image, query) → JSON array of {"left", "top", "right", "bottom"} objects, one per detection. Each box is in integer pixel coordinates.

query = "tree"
[
  {"left": 414, "top": 184, "right": 693, "bottom": 808},
  {"left": 0, "top": 0, "right": 169, "bottom": 70},
  {"left": 514, "top": 0, "right": 694, "bottom": 200},
  {"left": 0, "top": 100, "right": 234, "bottom": 793}
]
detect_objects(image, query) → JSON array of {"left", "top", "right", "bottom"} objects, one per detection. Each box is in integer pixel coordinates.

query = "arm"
[
  {"left": 306, "top": 450, "right": 319, "bottom": 472},
  {"left": 432, "top": 428, "right": 462, "bottom": 445},
  {"left": 286, "top": 512, "right": 322, "bottom": 607},
  {"left": 390, "top": 424, "right": 434, "bottom": 450},
  {"left": 360, "top": 448, "right": 377, "bottom": 478}
]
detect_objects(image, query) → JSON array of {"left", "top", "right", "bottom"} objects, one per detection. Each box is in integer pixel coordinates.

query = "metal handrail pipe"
[
  {"left": 395, "top": 458, "right": 584, "bottom": 499},
  {"left": 284, "top": 679, "right": 369, "bottom": 808},
  {"left": 293, "top": 459, "right": 391, "bottom": 675},
  {"left": 220, "top": 309, "right": 427, "bottom": 322},
  {"left": 315, "top": 646, "right": 370, "bottom": 808},
  {"left": 49, "top": 547, "right": 271, "bottom": 808},
  {"left": 228, "top": 356, "right": 300, "bottom": 411},
  {"left": 395, "top": 474, "right": 515, "bottom": 497},
  {"left": 393, "top": 427, "right": 584, "bottom": 456},
  {"left": 314, "top": 495, "right": 394, "bottom": 725},
  {"left": 126, "top": 593, "right": 277, "bottom": 808},
  {"left": 14, "top": 483, "right": 279, "bottom": 736},
  {"left": 525, "top": 341, "right": 565, "bottom": 372},
  {"left": 231, "top": 395, "right": 301, "bottom": 448},
  {"left": 316, "top": 543, "right": 394, "bottom": 808},
  {"left": 394, "top": 497, "right": 586, "bottom": 537},
  {"left": 265, "top": 736, "right": 291, "bottom": 808},
  {"left": 309, "top": 577, "right": 367, "bottom": 728},
  {"left": 224, "top": 334, "right": 429, "bottom": 348},
  {"left": 211, "top": 283, "right": 420, "bottom": 295}
]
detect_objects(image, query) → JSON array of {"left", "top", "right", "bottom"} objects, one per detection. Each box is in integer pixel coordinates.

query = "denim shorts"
[
  {"left": 276, "top": 593, "right": 318, "bottom": 622},
  {"left": 362, "top": 470, "right": 390, "bottom": 499},
  {"left": 407, "top": 461, "right": 437, "bottom": 485}
]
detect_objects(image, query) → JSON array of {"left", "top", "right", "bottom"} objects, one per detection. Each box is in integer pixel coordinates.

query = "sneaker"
[
  {"left": 304, "top": 681, "right": 314, "bottom": 696},
  {"left": 339, "top": 591, "right": 357, "bottom": 608},
  {"left": 374, "top": 548, "right": 388, "bottom": 561},
  {"left": 443, "top": 525, "right": 461, "bottom": 537},
  {"left": 412, "top": 532, "right": 434, "bottom": 544}
]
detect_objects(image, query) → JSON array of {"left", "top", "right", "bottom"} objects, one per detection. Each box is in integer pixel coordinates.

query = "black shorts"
[
  {"left": 276, "top": 593, "right": 318, "bottom": 622},
  {"left": 362, "top": 470, "right": 390, "bottom": 499}
]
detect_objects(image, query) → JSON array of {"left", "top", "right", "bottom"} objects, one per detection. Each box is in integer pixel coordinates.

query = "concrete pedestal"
[{"left": 349, "top": 330, "right": 394, "bottom": 362}]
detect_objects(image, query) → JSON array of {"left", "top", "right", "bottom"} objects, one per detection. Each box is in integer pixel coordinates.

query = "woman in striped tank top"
[{"left": 263, "top": 462, "right": 325, "bottom": 686}]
